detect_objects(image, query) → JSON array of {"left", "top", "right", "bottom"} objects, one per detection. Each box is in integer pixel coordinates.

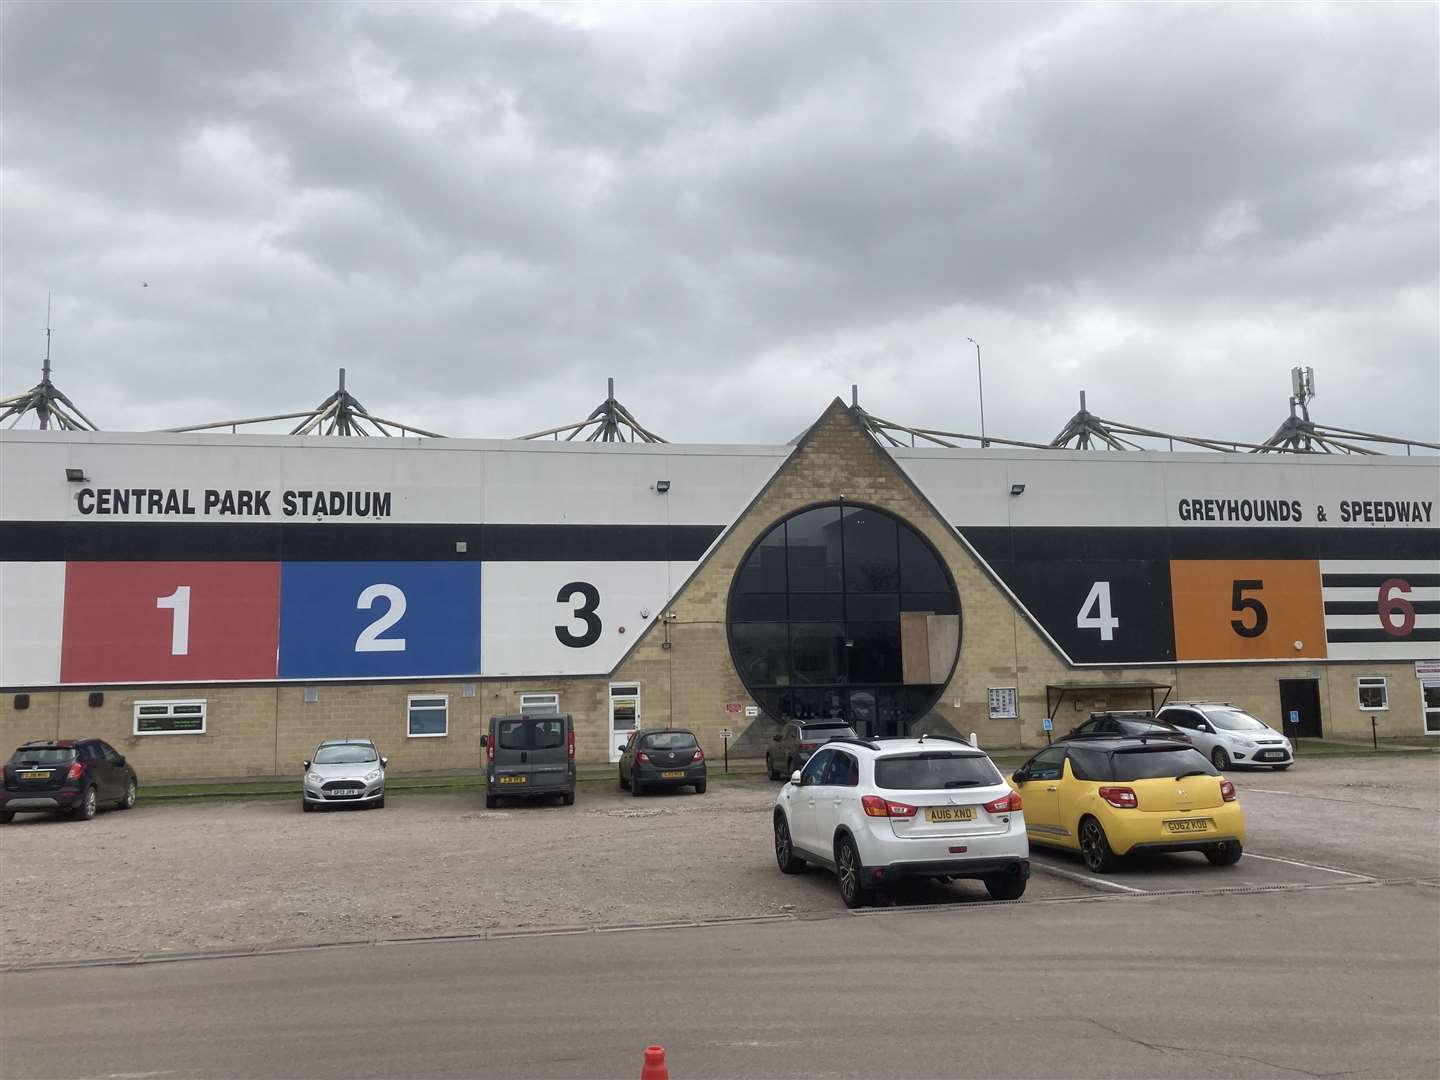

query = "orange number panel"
[{"left": 1171, "top": 560, "right": 1328, "bottom": 662}]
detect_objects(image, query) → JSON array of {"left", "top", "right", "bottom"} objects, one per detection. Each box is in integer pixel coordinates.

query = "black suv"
[
  {"left": 1, "top": 739, "right": 138, "bottom": 822},
  {"left": 1057, "top": 711, "right": 1192, "bottom": 744},
  {"left": 766, "top": 720, "right": 858, "bottom": 780}
]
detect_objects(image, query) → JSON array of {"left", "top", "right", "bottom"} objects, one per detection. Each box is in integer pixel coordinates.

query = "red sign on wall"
[{"left": 60, "top": 562, "right": 280, "bottom": 683}]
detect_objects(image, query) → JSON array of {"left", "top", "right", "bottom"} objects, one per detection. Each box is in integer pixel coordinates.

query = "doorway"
[
  {"left": 608, "top": 683, "right": 639, "bottom": 763},
  {"left": 1278, "top": 679, "right": 1323, "bottom": 738}
]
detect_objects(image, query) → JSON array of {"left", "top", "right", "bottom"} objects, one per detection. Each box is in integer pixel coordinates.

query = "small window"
[
  {"left": 1357, "top": 677, "right": 1388, "bottom": 712},
  {"left": 639, "top": 730, "right": 698, "bottom": 751},
  {"left": 799, "top": 748, "right": 833, "bottom": 785},
  {"left": 819, "top": 751, "right": 859, "bottom": 787},
  {"left": 1422, "top": 681, "right": 1440, "bottom": 735},
  {"left": 1067, "top": 748, "right": 1108, "bottom": 782},
  {"left": 520, "top": 693, "right": 560, "bottom": 716},
  {"left": 987, "top": 688, "right": 1018, "bottom": 720},
  {"left": 134, "top": 699, "right": 207, "bottom": 736},
  {"left": 1023, "top": 747, "right": 1066, "bottom": 781},
  {"left": 407, "top": 695, "right": 448, "bottom": 738}
]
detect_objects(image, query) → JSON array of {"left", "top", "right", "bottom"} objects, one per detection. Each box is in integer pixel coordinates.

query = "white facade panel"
[{"left": 0, "top": 562, "right": 64, "bottom": 686}]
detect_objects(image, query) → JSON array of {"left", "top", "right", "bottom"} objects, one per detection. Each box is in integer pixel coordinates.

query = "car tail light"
[
  {"left": 861, "top": 794, "right": 917, "bottom": 818},
  {"left": 692, "top": 748, "right": 704, "bottom": 763},
  {"left": 637, "top": 752, "right": 651, "bottom": 764},
  {"left": 983, "top": 791, "right": 1022, "bottom": 813},
  {"left": 66, "top": 760, "right": 85, "bottom": 782},
  {"left": 1220, "top": 779, "right": 1237, "bottom": 802},
  {"left": 798, "top": 742, "right": 818, "bottom": 752},
  {"left": 486, "top": 739, "right": 494, "bottom": 764},
  {"left": 567, "top": 728, "right": 575, "bottom": 760},
  {"left": 1098, "top": 786, "right": 1138, "bottom": 809}
]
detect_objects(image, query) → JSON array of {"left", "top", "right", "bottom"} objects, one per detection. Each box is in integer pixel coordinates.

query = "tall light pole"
[{"left": 967, "top": 336, "right": 987, "bottom": 447}]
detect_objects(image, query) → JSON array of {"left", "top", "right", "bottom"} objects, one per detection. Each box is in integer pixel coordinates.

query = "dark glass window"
[
  {"left": 1067, "top": 748, "right": 1108, "bottom": 781},
  {"left": 727, "top": 504, "right": 961, "bottom": 736},
  {"left": 640, "top": 731, "right": 698, "bottom": 751},
  {"left": 842, "top": 507, "right": 899, "bottom": 592},
  {"left": 1111, "top": 747, "right": 1217, "bottom": 781},
  {"left": 875, "top": 752, "right": 1002, "bottom": 790},
  {"left": 786, "top": 507, "right": 844, "bottom": 592}
]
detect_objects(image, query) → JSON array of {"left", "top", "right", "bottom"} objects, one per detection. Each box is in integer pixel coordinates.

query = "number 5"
[{"left": 1230, "top": 580, "right": 1268, "bottom": 638}]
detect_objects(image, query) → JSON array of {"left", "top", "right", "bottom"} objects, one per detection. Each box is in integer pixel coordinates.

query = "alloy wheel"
[{"left": 838, "top": 841, "right": 859, "bottom": 902}]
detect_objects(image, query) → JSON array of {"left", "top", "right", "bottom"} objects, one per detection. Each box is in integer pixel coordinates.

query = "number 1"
[{"left": 156, "top": 586, "right": 191, "bottom": 656}]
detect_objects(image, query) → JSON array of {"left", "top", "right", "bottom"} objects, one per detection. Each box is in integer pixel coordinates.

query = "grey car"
[
  {"left": 302, "top": 739, "right": 386, "bottom": 811},
  {"left": 766, "top": 720, "right": 858, "bottom": 780},
  {"left": 483, "top": 713, "right": 576, "bottom": 808}
]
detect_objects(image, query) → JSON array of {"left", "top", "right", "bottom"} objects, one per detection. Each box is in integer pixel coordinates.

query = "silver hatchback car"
[{"left": 302, "top": 739, "right": 387, "bottom": 811}]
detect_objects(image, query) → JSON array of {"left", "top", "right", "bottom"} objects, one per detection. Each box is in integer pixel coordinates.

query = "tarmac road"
[{"left": 1, "top": 882, "right": 1436, "bottom": 1079}]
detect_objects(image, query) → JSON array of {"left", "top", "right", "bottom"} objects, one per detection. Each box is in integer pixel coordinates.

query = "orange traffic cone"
[{"left": 640, "top": 1045, "right": 669, "bottom": 1080}]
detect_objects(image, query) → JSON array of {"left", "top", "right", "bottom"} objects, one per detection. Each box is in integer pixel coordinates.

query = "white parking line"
[
  {"left": 1030, "top": 859, "right": 1149, "bottom": 894},
  {"left": 1242, "top": 852, "right": 1372, "bottom": 879}
]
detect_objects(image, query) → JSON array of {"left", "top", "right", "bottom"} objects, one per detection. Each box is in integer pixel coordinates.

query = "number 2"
[
  {"left": 156, "top": 586, "right": 191, "bottom": 656},
  {"left": 356, "top": 584, "right": 407, "bottom": 652},
  {"left": 1076, "top": 581, "right": 1119, "bottom": 642}
]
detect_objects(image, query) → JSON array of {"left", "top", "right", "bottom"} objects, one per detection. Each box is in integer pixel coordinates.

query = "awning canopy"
[{"left": 1045, "top": 681, "right": 1173, "bottom": 719}]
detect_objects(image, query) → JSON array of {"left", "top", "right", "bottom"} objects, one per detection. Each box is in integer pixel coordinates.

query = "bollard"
[{"left": 641, "top": 1045, "right": 669, "bottom": 1080}]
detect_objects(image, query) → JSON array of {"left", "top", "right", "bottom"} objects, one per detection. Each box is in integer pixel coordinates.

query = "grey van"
[{"left": 482, "top": 713, "right": 576, "bottom": 808}]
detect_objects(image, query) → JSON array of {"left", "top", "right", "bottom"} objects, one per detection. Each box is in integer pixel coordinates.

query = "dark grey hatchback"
[
  {"left": 618, "top": 728, "right": 706, "bottom": 796},
  {"left": 1, "top": 739, "right": 138, "bottom": 822}
]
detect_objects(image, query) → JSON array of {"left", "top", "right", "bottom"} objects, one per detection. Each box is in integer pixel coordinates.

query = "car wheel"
[
  {"left": 773, "top": 812, "right": 806, "bottom": 874},
  {"left": 0, "top": 811, "right": 14, "bottom": 824},
  {"left": 302, "top": 799, "right": 313, "bottom": 813},
  {"left": 374, "top": 794, "right": 385, "bottom": 809},
  {"left": 1079, "top": 816, "right": 1119, "bottom": 873},
  {"left": 619, "top": 767, "right": 629, "bottom": 790},
  {"left": 693, "top": 781, "right": 707, "bottom": 795},
  {"left": 1274, "top": 763, "right": 1292, "bottom": 771},
  {"left": 985, "top": 874, "right": 1028, "bottom": 901},
  {"left": 118, "top": 778, "right": 137, "bottom": 810},
  {"left": 562, "top": 790, "right": 575, "bottom": 806},
  {"left": 1205, "top": 840, "right": 1244, "bottom": 866},
  {"left": 1211, "top": 746, "right": 1231, "bottom": 770},
  {"left": 484, "top": 793, "right": 499, "bottom": 809},
  {"left": 631, "top": 776, "right": 643, "bottom": 797},
  {"left": 72, "top": 786, "right": 97, "bottom": 822},
  {"left": 835, "top": 835, "right": 869, "bottom": 909}
]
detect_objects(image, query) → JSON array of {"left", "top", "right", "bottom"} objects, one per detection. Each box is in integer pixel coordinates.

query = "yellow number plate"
[
  {"left": 498, "top": 775, "right": 527, "bottom": 785},
  {"left": 1165, "top": 818, "right": 1211, "bottom": 834},
  {"left": 661, "top": 770, "right": 686, "bottom": 779},
  {"left": 20, "top": 770, "right": 49, "bottom": 780},
  {"left": 925, "top": 806, "right": 976, "bottom": 823}
]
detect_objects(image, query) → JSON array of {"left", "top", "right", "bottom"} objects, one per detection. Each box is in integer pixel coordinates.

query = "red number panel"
[{"left": 60, "top": 563, "right": 280, "bottom": 683}]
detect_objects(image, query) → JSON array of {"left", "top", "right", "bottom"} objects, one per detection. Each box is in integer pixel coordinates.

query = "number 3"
[{"left": 555, "top": 582, "right": 601, "bottom": 648}]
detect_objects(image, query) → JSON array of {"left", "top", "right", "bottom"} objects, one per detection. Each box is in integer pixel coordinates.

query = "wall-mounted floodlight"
[
  {"left": 654, "top": 480, "right": 671, "bottom": 493},
  {"left": 65, "top": 468, "right": 88, "bottom": 483},
  {"left": 1009, "top": 482, "right": 1026, "bottom": 496}
]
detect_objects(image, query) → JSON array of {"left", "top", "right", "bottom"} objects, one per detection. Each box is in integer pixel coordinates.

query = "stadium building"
[{"left": 1, "top": 389, "right": 1437, "bottom": 781}]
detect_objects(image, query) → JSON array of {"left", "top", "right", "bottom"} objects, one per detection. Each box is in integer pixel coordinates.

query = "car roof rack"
[
  {"left": 914, "top": 733, "right": 978, "bottom": 748},
  {"left": 825, "top": 737, "right": 884, "bottom": 751}
]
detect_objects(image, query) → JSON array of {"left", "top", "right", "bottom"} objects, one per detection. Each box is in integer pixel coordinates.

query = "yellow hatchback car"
[{"left": 1010, "top": 738, "right": 1245, "bottom": 873}]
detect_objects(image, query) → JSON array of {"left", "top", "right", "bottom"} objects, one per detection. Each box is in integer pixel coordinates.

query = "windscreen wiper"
[{"left": 943, "top": 780, "right": 983, "bottom": 788}]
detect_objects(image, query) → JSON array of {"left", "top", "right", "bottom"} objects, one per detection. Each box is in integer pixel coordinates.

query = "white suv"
[
  {"left": 1157, "top": 703, "right": 1294, "bottom": 771},
  {"left": 771, "top": 735, "right": 1029, "bottom": 908}
]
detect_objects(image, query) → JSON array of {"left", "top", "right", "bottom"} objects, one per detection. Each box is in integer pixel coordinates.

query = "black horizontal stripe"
[
  {"left": 1324, "top": 628, "right": 1440, "bottom": 643},
  {"left": 1324, "top": 600, "right": 1440, "bottom": 615},
  {"left": 0, "top": 521, "right": 724, "bottom": 563},
  {"left": 1321, "top": 574, "right": 1440, "bottom": 589},
  {"left": 961, "top": 526, "right": 1440, "bottom": 564}
]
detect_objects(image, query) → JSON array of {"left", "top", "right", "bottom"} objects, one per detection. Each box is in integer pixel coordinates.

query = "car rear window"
[
  {"left": 8, "top": 746, "right": 76, "bottom": 765},
  {"left": 640, "top": 731, "right": 698, "bottom": 751},
  {"left": 875, "top": 752, "right": 1001, "bottom": 790},
  {"left": 801, "top": 724, "right": 854, "bottom": 738},
  {"left": 1111, "top": 746, "right": 1218, "bottom": 781},
  {"left": 497, "top": 719, "right": 565, "bottom": 750}
]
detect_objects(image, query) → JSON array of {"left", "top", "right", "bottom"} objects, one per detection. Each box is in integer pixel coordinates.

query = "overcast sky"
[{"left": 3, "top": 2, "right": 1436, "bottom": 448}]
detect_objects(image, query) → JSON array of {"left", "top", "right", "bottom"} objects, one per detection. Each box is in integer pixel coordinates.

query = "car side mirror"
[
  {"left": 303, "top": 760, "right": 311, "bottom": 770},
  {"left": 790, "top": 770, "right": 803, "bottom": 785},
  {"left": 380, "top": 757, "right": 388, "bottom": 768},
  {"left": 773, "top": 733, "right": 782, "bottom": 742},
  {"left": 114, "top": 755, "right": 126, "bottom": 767},
  {"left": 1012, "top": 770, "right": 1025, "bottom": 784},
  {"left": 617, "top": 744, "right": 627, "bottom": 753},
  {"left": 480, "top": 734, "right": 489, "bottom": 749}
]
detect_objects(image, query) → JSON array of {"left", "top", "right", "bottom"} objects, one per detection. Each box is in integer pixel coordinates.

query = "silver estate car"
[{"left": 302, "top": 739, "right": 387, "bottom": 811}]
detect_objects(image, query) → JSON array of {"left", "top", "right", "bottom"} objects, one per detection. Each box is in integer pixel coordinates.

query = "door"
[
  {"left": 790, "top": 749, "right": 834, "bottom": 856},
  {"left": 1422, "top": 681, "right": 1440, "bottom": 736},
  {"left": 609, "top": 683, "right": 639, "bottom": 763},
  {"left": 1164, "top": 708, "right": 1215, "bottom": 757},
  {"left": 1015, "top": 747, "right": 1066, "bottom": 843},
  {"left": 1278, "top": 679, "right": 1323, "bottom": 738},
  {"left": 811, "top": 750, "right": 858, "bottom": 855},
  {"left": 83, "top": 743, "right": 114, "bottom": 798}
]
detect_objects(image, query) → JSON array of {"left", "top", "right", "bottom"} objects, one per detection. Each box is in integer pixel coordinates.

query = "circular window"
[{"left": 726, "top": 503, "right": 961, "bottom": 738}]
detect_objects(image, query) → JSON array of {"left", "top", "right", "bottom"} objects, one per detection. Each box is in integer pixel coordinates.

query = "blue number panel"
[{"left": 278, "top": 562, "right": 481, "bottom": 679}]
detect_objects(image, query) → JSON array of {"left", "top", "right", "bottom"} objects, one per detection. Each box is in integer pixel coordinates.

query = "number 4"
[{"left": 1076, "top": 581, "right": 1119, "bottom": 642}]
